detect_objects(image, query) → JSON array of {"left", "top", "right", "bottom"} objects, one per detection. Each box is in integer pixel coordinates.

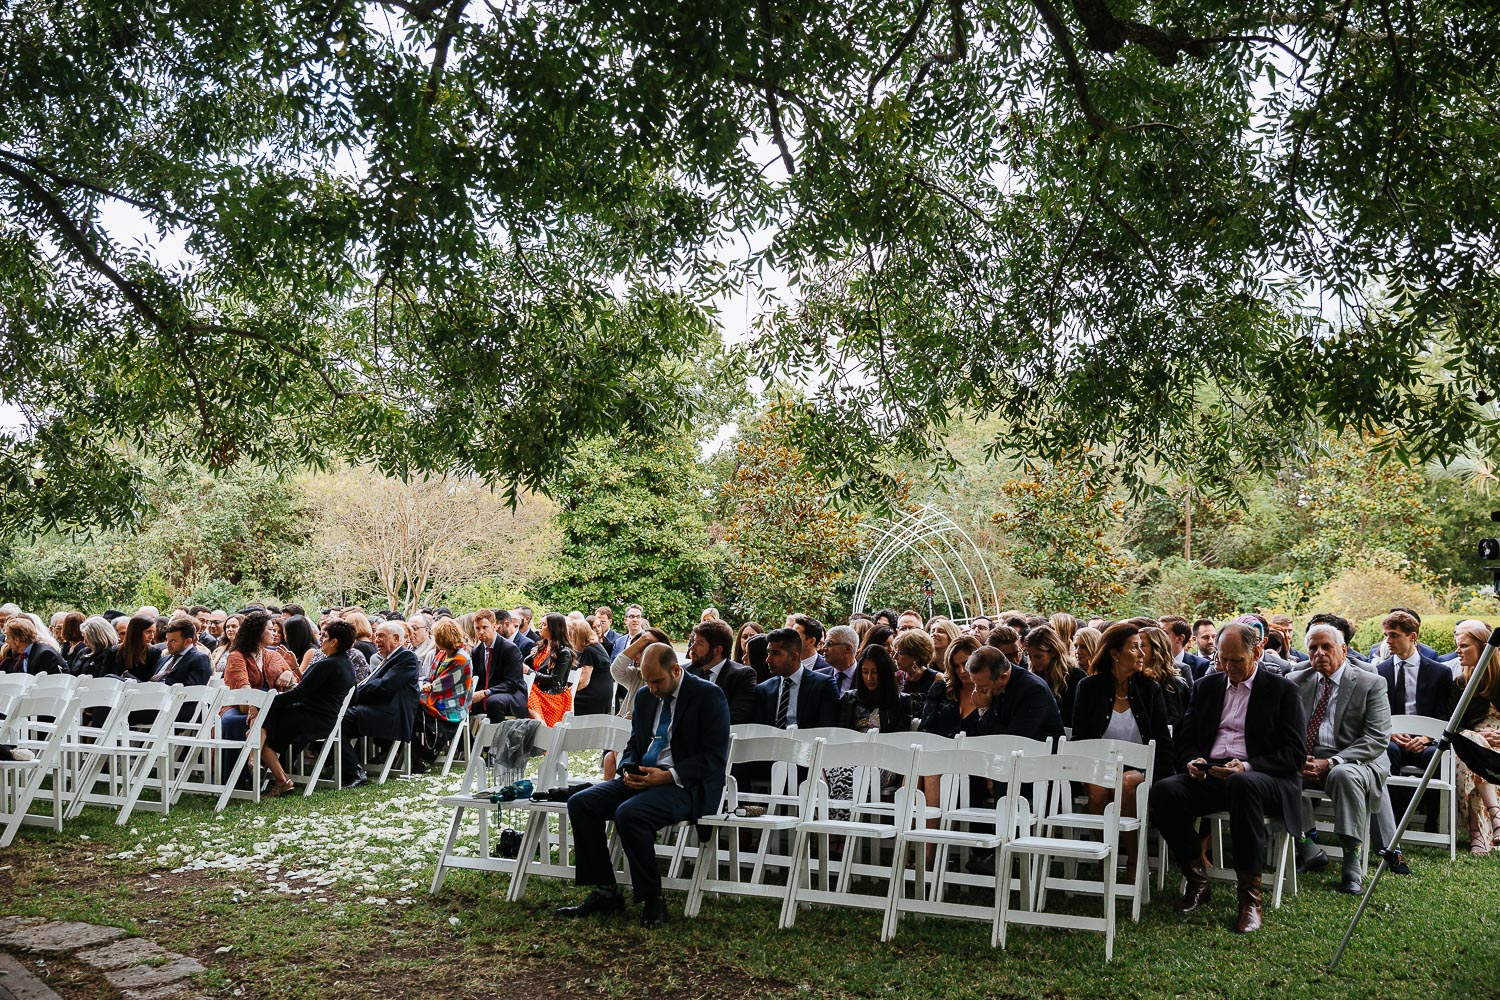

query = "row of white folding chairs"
[{"left": 0, "top": 677, "right": 281, "bottom": 846}]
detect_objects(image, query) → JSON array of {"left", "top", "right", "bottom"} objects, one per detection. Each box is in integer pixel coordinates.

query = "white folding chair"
[
  {"left": 881, "top": 745, "right": 1023, "bottom": 942},
  {"left": 164, "top": 685, "right": 226, "bottom": 803},
  {"left": 439, "top": 676, "right": 480, "bottom": 777},
  {"left": 684, "top": 732, "right": 819, "bottom": 917},
  {"left": 511, "top": 717, "right": 632, "bottom": 901},
  {"left": 214, "top": 688, "right": 278, "bottom": 810},
  {"left": 432, "top": 720, "right": 505, "bottom": 894},
  {"left": 0, "top": 673, "right": 34, "bottom": 716},
  {"left": 1046, "top": 737, "right": 1156, "bottom": 920},
  {"left": 54, "top": 678, "right": 129, "bottom": 811},
  {"left": 1388, "top": 714, "right": 1457, "bottom": 859},
  {"left": 0, "top": 690, "right": 82, "bottom": 846},
  {"left": 997, "top": 752, "right": 1123, "bottom": 960},
  {"left": 1204, "top": 810, "right": 1298, "bottom": 908},
  {"left": 286, "top": 685, "right": 358, "bottom": 796},
  {"left": 106, "top": 683, "right": 182, "bottom": 825},
  {"left": 778, "top": 738, "right": 922, "bottom": 930}
]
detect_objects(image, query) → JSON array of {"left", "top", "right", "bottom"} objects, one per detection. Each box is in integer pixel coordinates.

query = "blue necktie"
[{"left": 642, "top": 695, "right": 674, "bottom": 767}]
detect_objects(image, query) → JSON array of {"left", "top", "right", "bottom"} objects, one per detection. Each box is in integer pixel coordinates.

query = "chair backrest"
[
  {"left": 221, "top": 687, "right": 278, "bottom": 713},
  {"left": 1390, "top": 714, "right": 1446, "bottom": 740},
  {"left": 877, "top": 730, "right": 957, "bottom": 752},
  {"left": 726, "top": 732, "right": 820, "bottom": 768},
  {"left": 808, "top": 736, "right": 922, "bottom": 825},
  {"left": 74, "top": 676, "right": 124, "bottom": 697},
  {"left": 790, "top": 726, "right": 870, "bottom": 746},
  {"left": 961, "top": 733, "right": 1053, "bottom": 758},
  {"left": 28, "top": 673, "right": 77, "bottom": 694},
  {"left": 1057, "top": 737, "right": 1154, "bottom": 771},
  {"left": 459, "top": 719, "right": 503, "bottom": 793},
  {"left": 0, "top": 690, "right": 82, "bottom": 761},
  {"left": 729, "top": 723, "right": 787, "bottom": 741},
  {"left": 0, "top": 673, "right": 35, "bottom": 715},
  {"left": 809, "top": 735, "right": 919, "bottom": 775},
  {"left": 557, "top": 718, "right": 630, "bottom": 754}
]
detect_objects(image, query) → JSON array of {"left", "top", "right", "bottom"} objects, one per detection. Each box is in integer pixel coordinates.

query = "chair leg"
[
  {"left": 684, "top": 828, "right": 716, "bottom": 918},
  {"left": 1103, "top": 847, "right": 1117, "bottom": 962},
  {"left": 779, "top": 830, "right": 810, "bottom": 930},
  {"left": 994, "top": 846, "right": 1013, "bottom": 949},
  {"left": 430, "top": 807, "right": 465, "bottom": 894}
]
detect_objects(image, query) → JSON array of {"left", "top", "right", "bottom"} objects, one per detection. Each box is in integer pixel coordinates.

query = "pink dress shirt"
[{"left": 1209, "top": 666, "right": 1258, "bottom": 763}]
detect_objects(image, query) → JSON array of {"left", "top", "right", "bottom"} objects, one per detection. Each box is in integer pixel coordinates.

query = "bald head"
[{"left": 640, "top": 642, "right": 683, "bottom": 700}]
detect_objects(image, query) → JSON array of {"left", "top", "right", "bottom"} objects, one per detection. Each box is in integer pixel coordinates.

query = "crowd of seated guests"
[{"left": 9, "top": 593, "right": 1497, "bottom": 937}]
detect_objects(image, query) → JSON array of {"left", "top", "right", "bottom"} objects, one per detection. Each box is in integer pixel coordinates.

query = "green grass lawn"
[{"left": 3, "top": 767, "right": 1497, "bottom": 999}]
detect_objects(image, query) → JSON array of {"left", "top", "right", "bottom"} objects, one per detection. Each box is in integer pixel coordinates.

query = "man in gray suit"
[{"left": 1290, "top": 622, "right": 1393, "bottom": 894}]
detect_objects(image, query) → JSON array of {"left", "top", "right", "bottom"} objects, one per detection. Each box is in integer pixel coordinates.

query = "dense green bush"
[
  {"left": 1142, "top": 558, "right": 1301, "bottom": 619},
  {"left": 443, "top": 579, "right": 541, "bottom": 616},
  {"left": 1352, "top": 613, "right": 1472, "bottom": 657}
]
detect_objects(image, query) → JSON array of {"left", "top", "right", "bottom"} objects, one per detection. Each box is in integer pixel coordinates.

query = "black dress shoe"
[
  {"left": 557, "top": 888, "right": 625, "bottom": 918},
  {"left": 1296, "top": 848, "right": 1329, "bottom": 874},
  {"left": 1338, "top": 876, "right": 1363, "bottom": 895},
  {"left": 344, "top": 773, "right": 370, "bottom": 789},
  {"left": 640, "top": 896, "right": 669, "bottom": 929},
  {"left": 1385, "top": 850, "right": 1411, "bottom": 876}
]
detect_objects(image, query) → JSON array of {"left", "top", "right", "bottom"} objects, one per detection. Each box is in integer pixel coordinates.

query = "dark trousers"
[
  {"left": 484, "top": 690, "right": 528, "bottom": 722},
  {"left": 1150, "top": 770, "right": 1286, "bottom": 875},
  {"left": 567, "top": 778, "right": 693, "bottom": 903},
  {"left": 1387, "top": 740, "right": 1440, "bottom": 831}
]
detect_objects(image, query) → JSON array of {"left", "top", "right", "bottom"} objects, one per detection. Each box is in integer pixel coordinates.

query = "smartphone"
[{"left": 621, "top": 764, "right": 644, "bottom": 776}]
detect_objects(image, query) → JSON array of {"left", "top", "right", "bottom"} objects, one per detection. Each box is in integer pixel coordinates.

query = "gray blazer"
[{"left": 1289, "top": 663, "right": 1392, "bottom": 800}]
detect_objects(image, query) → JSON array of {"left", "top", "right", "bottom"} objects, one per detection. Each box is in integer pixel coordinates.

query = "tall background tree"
[{"left": 4, "top": 2, "right": 1500, "bottom": 534}]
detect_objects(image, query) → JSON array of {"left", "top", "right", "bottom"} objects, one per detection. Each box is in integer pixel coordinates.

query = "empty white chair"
[
  {"left": 997, "top": 752, "right": 1124, "bottom": 960},
  {"left": 778, "top": 737, "right": 922, "bottom": 930},
  {"left": 0, "top": 690, "right": 82, "bottom": 846},
  {"left": 685, "top": 732, "right": 819, "bottom": 917},
  {"left": 1045, "top": 737, "right": 1157, "bottom": 920}
]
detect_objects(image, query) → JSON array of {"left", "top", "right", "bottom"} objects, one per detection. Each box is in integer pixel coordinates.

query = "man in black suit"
[
  {"left": 753, "top": 627, "right": 840, "bottom": 729},
  {"left": 687, "top": 620, "right": 757, "bottom": 725},
  {"left": 340, "top": 621, "right": 420, "bottom": 787},
  {"left": 495, "top": 608, "right": 534, "bottom": 663},
  {"left": 1191, "top": 618, "right": 1217, "bottom": 675},
  {"left": 594, "top": 605, "right": 624, "bottom": 659},
  {"left": 819, "top": 625, "right": 859, "bottom": 697},
  {"left": 963, "top": 645, "right": 1064, "bottom": 743},
  {"left": 0, "top": 617, "right": 64, "bottom": 675},
  {"left": 1375, "top": 609, "right": 1451, "bottom": 837},
  {"left": 515, "top": 605, "right": 542, "bottom": 648},
  {"left": 559, "top": 643, "right": 729, "bottom": 928},
  {"left": 1149, "top": 622, "right": 1306, "bottom": 934},
  {"left": 792, "top": 615, "right": 830, "bottom": 674},
  {"left": 1366, "top": 606, "right": 1443, "bottom": 662},
  {"left": 1161, "top": 616, "right": 1208, "bottom": 679},
  {"left": 471, "top": 609, "right": 527, "bottom": 721},
  {"left": 150, "top": 619, "right": 212, "bottom": 686}
]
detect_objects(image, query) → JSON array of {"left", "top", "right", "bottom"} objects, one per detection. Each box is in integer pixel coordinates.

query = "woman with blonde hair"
[
  {"left": 1073, "top": 626, "right": 1103, "bottom": 678},
  {"left": 1022, "top": 624, "right": 1086, "bottom": 725},
  {"left": 927, "top": 619, "right": 963, "bottom": 674},
  {"left": 1138, "top": 626, "right": 1192, "bottom": 728},
  {"left": 570, "top": 615, "right": 614, "bottom": 717},
  {"left": 419, "top": 617, "right": 473, "bottom": 768},
  {"left": 1453, "top": 619, "right": 1500, "bottom": 854},
  {"left": 1049, "top": 612, "right": 1079, "bottom": 650}
]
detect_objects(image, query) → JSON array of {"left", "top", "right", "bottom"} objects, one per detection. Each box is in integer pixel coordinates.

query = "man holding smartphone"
[
  {"left": 558, "top": 642, "right": 730, "bottom": 928},
  {"left": 1149, "top": 621, "right": 1306, "bottom": 934}
]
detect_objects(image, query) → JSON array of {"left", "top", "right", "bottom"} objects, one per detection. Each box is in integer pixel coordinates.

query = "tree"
[
  {"left": 5, "top": 1, "right": 1500, "bottom": 530},
  {"left": 537, "top": 433, "right": 718, "bottom": 635},
  {"left": 303, "top": 466, "right": 556, "bottom": 613},
  {"left": 721, "top": 403, "right": 866, "bottom": 623},
  {"left": 1275, "top": 432, "right": 1440, "bottom": 599},
  {"left": 993, "top": 458, "right": 1131, "bottom": 616}
]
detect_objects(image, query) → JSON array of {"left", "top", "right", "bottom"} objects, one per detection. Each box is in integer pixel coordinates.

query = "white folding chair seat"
[
  {"left": 1388, "top": 714, "right": 1457, "bottom": 859},
  {"left": 997, "top": 752, "right": 1124, "bottom": 960},
  {"left": 1045, "top": 737, "right": 1156, "bottom": 920},
  {"left": 882, "top": 746, "right": 1024, "bottom": 942},
  {"left": 778, "top": 738, "right": 922, "bottom": 929},
  {"left": 0, "top": 690, "right": 82, "bottom": 846},
  {"left": 685, "top": 733, "right": 818, "bottom": 917},
  {"left": 1203, "top": 810, "right": 1298, "bottom": 908}
]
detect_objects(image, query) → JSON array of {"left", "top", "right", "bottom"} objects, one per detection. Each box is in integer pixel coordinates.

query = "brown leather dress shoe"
[
  {"left": 1176, "top": 858, "right": 1212, "bottom": 913},
  {"left": 1233, "top": 872, "right": 1263, "bottom": 933}
]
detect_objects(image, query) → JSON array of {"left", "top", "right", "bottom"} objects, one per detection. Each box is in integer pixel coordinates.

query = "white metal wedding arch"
[{"left": 851, "top": 505, "right": 1000, "bottom": 624}]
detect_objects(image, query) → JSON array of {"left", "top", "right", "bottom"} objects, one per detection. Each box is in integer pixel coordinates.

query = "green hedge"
[
  {"left": 1143, "top": 558, "right": 1303, "bottom": 620},
  {"left": 1351, "top": 613, "right": 1473, "bottom": 656}
]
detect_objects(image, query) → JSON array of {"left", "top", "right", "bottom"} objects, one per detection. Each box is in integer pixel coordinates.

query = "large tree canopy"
[{"left": 3, "top": 1, "right": 1498, "bottom": 530}]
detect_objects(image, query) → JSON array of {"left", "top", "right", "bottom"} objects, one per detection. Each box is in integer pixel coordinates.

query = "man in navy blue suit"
[
  {"left": 1375, "top": 609, "right": 1451, "bottom": 838},
  {"left": 753, "top": 627, "right": 839, "bottom": 729},
  {"left": 559, "top": 643, "right": 729, "bottom": 928}
]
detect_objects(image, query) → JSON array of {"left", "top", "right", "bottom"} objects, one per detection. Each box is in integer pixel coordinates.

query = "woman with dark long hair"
[
  {"left": 118, "top": 615, "right": 162, "bottom": 682},
  {"left": 1024, "top": 624, "right": 1087, "bottom": 726},
  {"left": 734, "top": 621, "right": 764, "bottom": 665},
  {"left": 840, "top": 645, "right": 911, "bottom": 734},
  {"left": 527, "top": 612, "right": 575, "bottom": 726}
]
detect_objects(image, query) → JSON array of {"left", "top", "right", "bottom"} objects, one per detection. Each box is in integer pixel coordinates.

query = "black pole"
[{"left": 1328, "top": 625, "right": 1500, "bottom": 971}]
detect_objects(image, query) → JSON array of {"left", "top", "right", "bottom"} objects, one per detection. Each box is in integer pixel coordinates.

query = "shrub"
[
  {"left": 443, "top": 579, "right": 540, "bottom": 617},
  {"left": 1143, "top": 558, "right": 1298, "bottom": 619},
  {"left": 1351, "top": 613, "right": 1473, "bottom": 657},
  {"left": 1307, "top": 566, "right": 1439, "bottom": 626}
]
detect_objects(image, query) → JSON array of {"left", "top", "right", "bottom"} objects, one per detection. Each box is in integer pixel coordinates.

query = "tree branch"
[
  {"left": 757, "top": 0, "right": 796, "bottom": 175},
  {"left": 0, "top": 148, "right": 197, "bottom": 226},
  {"left": 424, "top": 0, "right": 470, "bottom": 107},
  {"left": 1032, "top": 0, "right": 1112, "bottom": 136},
  {"left": 909, "top": 0, "right": 969, "bottom": 97},
  {"left": 868, "top": 0, "right": 934, "bottom": 100}
]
